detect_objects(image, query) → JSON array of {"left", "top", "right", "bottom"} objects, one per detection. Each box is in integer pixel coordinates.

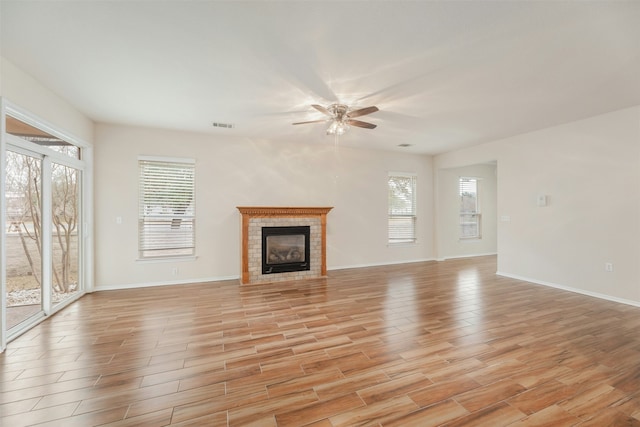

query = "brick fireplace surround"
[{"left": 237, "top": 207, "right": 333, "bottom": 285}]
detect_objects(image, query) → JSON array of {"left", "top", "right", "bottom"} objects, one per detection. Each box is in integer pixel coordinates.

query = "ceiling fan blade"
[
  {"left": 347, "top": 106, "right": 379, "bottom": 118},
  {"left": 292, "top": 119, "right": 328, "bottom": 125},
  {"left": 347, "top": 119, "right": 377, "bottom": 129},
  {"left": 311, "top": 104, "right": 333, "bottom": 116}
]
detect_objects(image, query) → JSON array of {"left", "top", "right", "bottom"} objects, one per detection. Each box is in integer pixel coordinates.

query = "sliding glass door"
[{"left": 2, "top": 101, "right": 90, "bottom": 348}]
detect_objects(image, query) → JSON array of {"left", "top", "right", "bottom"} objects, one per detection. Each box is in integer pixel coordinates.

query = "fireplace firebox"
[{"left": 262, "top": 226, "right": 311, "bottom": 274}]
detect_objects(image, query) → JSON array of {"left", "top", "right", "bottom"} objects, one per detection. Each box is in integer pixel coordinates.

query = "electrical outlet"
[
  {"left": 605, "top": 263, "right": 614, "bottom": 272},
  {"left": 172, "top": 267, "right": 179, "bottom": 276}
]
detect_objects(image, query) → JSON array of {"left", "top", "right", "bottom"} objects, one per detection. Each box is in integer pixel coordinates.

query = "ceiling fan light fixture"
[{"left": 326, "top": 120, "right": 349, "bottom": 135}]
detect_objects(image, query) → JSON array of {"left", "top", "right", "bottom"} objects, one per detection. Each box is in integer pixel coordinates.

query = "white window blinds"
[
  {"left": 388, "top": 174, "right": 417, "bottom": 243},
  {"left": 459, "top": 177, "right": 481, "bottom": 239},
  {"left": 139, "top": 158, "right": 195, "bottom": 258}
]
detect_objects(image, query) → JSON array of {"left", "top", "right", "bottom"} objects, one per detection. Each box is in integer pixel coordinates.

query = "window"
[
  {"left": 388, "top": 173, "right": 417, "bottom": 244},
  {"left": 459, "top": 177, "right": 481, "bottom": 239},
  {"left": 6, "top": 115, "right": 80, "bottom": 159},
  {"left": 139, "top": 157, "right": 195, "bottom": 258}
]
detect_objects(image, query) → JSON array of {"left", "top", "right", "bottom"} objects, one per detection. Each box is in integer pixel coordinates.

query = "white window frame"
[
  {"left": 459, "top": 176, "right": 481, "bottom": 240},
  {"left": 138, "top": 156, "right": 196, "bottom": 260},
  {"left": 388, "top": 172, "right": 417, "bottom": 245}
]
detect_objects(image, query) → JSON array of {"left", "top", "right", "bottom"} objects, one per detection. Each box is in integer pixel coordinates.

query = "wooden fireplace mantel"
[
  {"left": 237, "top": 207, "right": 333, "bottom": 216},
  {"left": 237, "top": 207, "right": 333, "bottom": 284}
]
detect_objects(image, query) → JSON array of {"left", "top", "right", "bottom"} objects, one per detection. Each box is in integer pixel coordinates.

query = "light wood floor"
[{"left": 2, "top": 256, "right": 640, "bottom": 426}]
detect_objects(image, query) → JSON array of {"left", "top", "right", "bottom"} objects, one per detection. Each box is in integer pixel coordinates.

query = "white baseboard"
[
  {"left": 439, "top": 252, "right": 497, "bottom": 261},
  {"left": 94, "top": 275, "right": 240, "bottom": 292},
  {"left": 329, "top": 258, "right": 436, "bottom": 271},
  {"left": 496, "top": 271, "right": 640, "bottom": 308}
]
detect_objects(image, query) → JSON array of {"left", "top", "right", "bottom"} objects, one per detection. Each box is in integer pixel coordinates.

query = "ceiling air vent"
[
  {"left": 398, "top": 143, "right": 412, "bottom": 148},
  {"left": 212, "top": 122, "right": 234, "bottom": 129}
]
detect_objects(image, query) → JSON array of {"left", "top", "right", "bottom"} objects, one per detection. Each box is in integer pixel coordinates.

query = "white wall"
[
  {"left": 435, "top": 106, "right": 640, "bottom": 305},
  {"left": 436, "top": 163, "right": 497, "bottom": 260},
  {"left": 94, "top": 123, "right": 434, "bottom": 289},
  {"left": 0, "top": 57, "right": 93, "bottom": 142}
]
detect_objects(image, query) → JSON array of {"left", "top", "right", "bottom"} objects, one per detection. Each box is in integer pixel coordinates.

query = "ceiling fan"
[{"left": 293, "top": 104, "right": 379, "bottom": 135}]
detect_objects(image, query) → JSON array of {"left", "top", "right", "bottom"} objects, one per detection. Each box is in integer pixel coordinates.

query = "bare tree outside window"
[
  {"left": 6, "top": 152, "right": 43, "bottom": 293},
  {"left": 5, "top": 150, "right": 79, "bottom": 307},
  {"left": 51, "top": 162, "right": 79, "bottom": 294}
]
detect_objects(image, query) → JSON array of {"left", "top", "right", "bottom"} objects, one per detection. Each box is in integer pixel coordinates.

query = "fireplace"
[
  {"left": 237, "top": 207, "right": 333, "bottom": 284},
  {"left": 262, "top": 226, "right": 310, "bottom": 274}
]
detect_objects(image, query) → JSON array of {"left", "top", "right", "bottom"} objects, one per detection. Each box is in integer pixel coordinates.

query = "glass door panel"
[
  {"left": 5, "top": 150, "right": 43, "bottom": 330},
  {"left": 51, "top": 163, "right": 80, "bottom": 306}
]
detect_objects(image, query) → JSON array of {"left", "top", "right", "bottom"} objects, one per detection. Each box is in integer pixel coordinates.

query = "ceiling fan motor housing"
[{"left": 329, "top": 104, "right": 349, "bottom": 121}]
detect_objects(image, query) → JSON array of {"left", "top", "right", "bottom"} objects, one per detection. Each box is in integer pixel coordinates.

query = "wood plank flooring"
[{"left": 2, "top": 255, "right": 640, "bottom": 426}]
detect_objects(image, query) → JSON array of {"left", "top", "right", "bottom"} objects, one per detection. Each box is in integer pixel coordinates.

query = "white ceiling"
[{"left": 1, "top": 1, "right": 639, "bottom": 154}]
